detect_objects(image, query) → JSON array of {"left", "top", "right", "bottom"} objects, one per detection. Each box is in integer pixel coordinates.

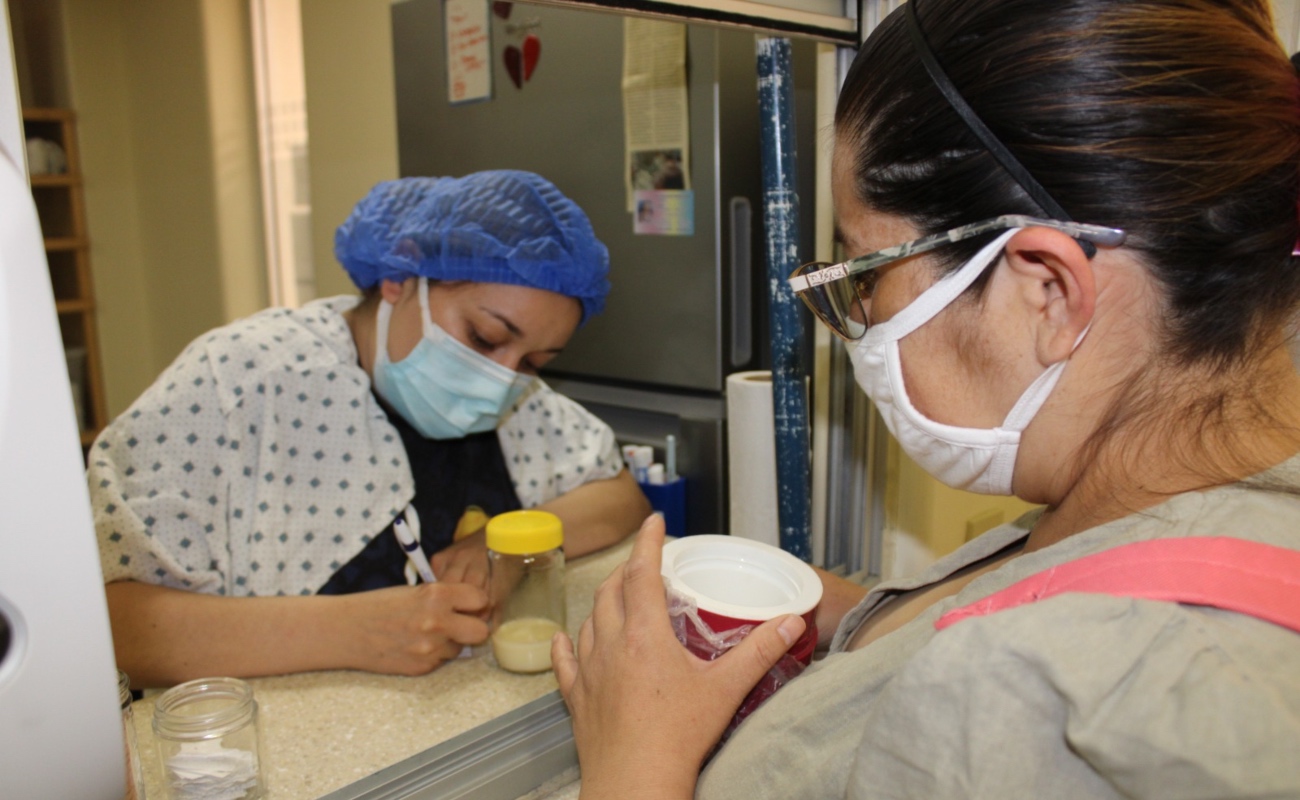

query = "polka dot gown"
[{"left": 89, "top": 296, "right": 623, "bottom": 598}]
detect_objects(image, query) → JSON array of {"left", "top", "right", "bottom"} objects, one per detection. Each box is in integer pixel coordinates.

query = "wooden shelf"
[
  {"left": 30, "top": 173, "right": 79, "bottom": 188},
  {"left": 56, "top": 298, "right": 94, "bottom": 314},
  {"left": 24, "top": 107, "right": 106, "bottom": 450},
  {"left": 22, "top": 107, "right": 74, "bottom": 123},
  {"left": 44, "top": 236, "right": 87, "bottom": 251}
]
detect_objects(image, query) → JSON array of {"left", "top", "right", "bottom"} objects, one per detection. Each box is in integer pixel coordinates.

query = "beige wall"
[
  {"left": 1275, "top": 0, "right": 1299, "bottom": 50},
  {"left": 61, "top": 0, "right": 267, "bottom": 417},
  {"left": 301, "top": 0, "right": 398, "bottom": 300},
  {"left": 52, "top": 0, "right": 394, "bottom": 417},
  {"left": 885, "top": 441, "right": 1037, "bottom": 574},
  {"left": 7, "top": 0, "right": 71, "bottom": 108},
  {"left": 60, "top": 0, "right": 162, "bottom": 417},
  {"left": 201, "top": 0, "right": 268, "bottom": 323}
]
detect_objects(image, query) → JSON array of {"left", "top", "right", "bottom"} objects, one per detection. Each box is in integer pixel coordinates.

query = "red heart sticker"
[
  {"left": 504, "top": 45, "right": 523, "bottom": 89},
  {"left": 523, "top": 34, "right": 541, "bottom": 82},
  {"left": 492, "top": 2, "right": 513, "bottom": 20}
]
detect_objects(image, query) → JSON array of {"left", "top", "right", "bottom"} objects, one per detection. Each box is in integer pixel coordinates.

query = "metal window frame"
[
  {"left": 520, "top": 0, "right": 859, "bottom": 44},
  {"left": 320, "top": 691, "right": 576, "bottom": 800}
]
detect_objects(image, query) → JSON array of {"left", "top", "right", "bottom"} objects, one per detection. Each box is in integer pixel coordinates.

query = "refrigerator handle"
[{"left": 729, "top": 196, "right": 753, "bottom": 367}]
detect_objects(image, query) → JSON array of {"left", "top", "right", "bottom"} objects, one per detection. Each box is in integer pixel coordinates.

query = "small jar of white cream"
[{"left": 486, "top": 510, "right": 567, "bottom": 674}]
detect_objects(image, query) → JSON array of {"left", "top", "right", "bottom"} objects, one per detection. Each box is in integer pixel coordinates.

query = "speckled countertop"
[{"left": 129, "top": 537, "right": 632, "bottom": 799}]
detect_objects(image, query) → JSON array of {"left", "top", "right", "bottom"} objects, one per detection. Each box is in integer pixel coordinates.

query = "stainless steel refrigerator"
[{"left": 391, "top": 0, "right": 817, "bottom": 533}]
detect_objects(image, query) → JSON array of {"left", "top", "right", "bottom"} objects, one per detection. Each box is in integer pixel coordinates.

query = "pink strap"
[{"left": 935, "top": 537, "right": 1300, "bottom": 633}]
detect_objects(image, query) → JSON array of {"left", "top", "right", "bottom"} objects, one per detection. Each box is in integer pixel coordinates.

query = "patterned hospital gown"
[{"left": 88, "top": 295, "right": 623, "bottom": 597}]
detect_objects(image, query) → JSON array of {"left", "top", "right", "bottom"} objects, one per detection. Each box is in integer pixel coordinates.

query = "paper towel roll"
[{"left": 726, "top": 370, "right": 780, "bottom": 548}]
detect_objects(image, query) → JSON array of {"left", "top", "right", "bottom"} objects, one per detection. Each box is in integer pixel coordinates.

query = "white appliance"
[{"left": 0, "top": 7, "right": 125, "bottom": 797}]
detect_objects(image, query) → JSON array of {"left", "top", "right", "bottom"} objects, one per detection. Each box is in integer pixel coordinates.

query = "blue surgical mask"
[{"left": 372, "top": 278, "right": 534, "bottom": 439}]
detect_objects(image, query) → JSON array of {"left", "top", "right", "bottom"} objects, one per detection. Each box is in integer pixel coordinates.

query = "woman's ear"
[
  {"left": 1002, "top": 228, "right": 1096, "bottom": 366},
  {"left": 379, "top": 277, "right": 416, "bottom": 305}
]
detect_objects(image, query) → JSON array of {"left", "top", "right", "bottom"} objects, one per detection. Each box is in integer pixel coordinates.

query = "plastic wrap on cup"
[{"left": 661, "top": 535, "right": 822, "bottom": 742}]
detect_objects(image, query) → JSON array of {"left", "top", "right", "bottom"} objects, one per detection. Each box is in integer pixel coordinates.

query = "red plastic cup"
[{"left": 661, "top": 535, "right": 823, "bottom": 735}]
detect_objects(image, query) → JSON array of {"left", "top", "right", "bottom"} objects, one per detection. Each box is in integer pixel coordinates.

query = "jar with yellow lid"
[{"left": 487, "top": 509, "right": 566, "bottom": 674}]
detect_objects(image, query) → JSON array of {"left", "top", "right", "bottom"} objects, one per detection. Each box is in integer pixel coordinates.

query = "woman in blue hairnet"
[{"left": 90, "top": 170, "right": 650, "bottom": 687}]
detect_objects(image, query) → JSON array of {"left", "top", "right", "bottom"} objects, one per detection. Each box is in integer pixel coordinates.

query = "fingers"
[
  {"left": 717, "top": 614, "right": 805, "bottom": 695},
  {"left": 590, "top": 562, "right": 627, "bottom": 636},
  {"left": 442, "top": 560, "right": 468, "bottom": 585},
  {"left": 430, "top": 550, "right": 450, "bottom": 579},
  {"left": 442, "top": 610, "right": 491, "bottom": 645},
  {"left": 630, "top": 512, "right": 667, "bottom": 564},
  {"left": 578, "top": 614, "right": 595, "bottom": 663},
  {"left": 433, "top": 637, "right": 468, "bottom": 665},
  {"left": 622, "top": 514, "right": 669, "bottom": 624},
  {"left": 552, "top": 631, "right": 578, "bottom": 700},
  {"left": 430, "top": 581, "right": 490, "bottom": 613},
  {"left": 433, "top": 548, "right": 488, "bottom": 588},
  {"left": 415, "top": 583, "right": 491, "bottom": 644}
]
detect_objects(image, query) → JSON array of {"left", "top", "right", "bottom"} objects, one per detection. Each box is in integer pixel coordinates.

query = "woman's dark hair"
[{"left": 837, "top": 0, "right": 1300, "bottom": 369}]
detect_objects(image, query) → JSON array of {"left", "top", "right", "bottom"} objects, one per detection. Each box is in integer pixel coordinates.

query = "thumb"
[
  {"left": 434, "top": 581, "right": 490, "bottom": 613},
  {"left": 717, "top": 614, "right": 806, "bottom": 697}
]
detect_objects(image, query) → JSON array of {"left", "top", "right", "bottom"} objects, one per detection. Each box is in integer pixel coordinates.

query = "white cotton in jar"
[{"left": 152, "top": 677, "right": 266, "bottom": 800}]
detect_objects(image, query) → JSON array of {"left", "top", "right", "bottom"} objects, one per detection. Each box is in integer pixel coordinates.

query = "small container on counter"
[
  {"left": 119, "top": 670, "right": 146, "bottom": 800},
  {"left": 487, "top": 509, "right": 566, "bottom": 674},
  {"left": 152, "top": 676, "right": 266, "bottom": 800}
]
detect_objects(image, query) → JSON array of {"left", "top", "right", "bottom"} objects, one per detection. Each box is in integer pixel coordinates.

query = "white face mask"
[{"left": 848, "top": 230, "right": 1086, "bottom": 495}]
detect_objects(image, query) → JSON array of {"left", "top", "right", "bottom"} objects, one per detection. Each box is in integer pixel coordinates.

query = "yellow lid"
[{"left": 486, "top": 510, "right": 564, "bottom": 555}]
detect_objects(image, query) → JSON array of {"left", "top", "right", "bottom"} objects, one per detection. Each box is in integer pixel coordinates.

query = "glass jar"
[
  {"left": 487, "top": 509, "right": 566, "bottom": 674},
  {"left": 119, "top": 670, "right": 146, "bottom": 800},
  {"left": 152, "top": 677, "right": 265, "bottom": 800}
]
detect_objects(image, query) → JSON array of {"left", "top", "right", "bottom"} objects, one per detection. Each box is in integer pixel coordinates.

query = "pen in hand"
[
  {"left": 393, "top": 515, "right": 436, "bottom": 583},
  {"left": 394, "top": 512, "right": 478, "bottom": 658}
]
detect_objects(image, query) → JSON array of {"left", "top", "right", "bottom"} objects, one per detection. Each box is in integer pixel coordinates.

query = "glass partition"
[{"left": 47, "top": 0, "right": 861, "bottom": 796}]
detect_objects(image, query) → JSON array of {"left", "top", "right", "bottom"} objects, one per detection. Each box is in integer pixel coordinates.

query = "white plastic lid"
[{"left": 660, "top": 535, "right": 822, "bottom": 621}]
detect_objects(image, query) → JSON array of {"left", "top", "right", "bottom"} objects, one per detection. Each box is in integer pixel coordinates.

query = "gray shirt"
[{"left": 698, "top": 455, "right": 1300, "bottom": 799}]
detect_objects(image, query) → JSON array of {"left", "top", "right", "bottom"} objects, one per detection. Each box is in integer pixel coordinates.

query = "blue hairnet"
[{"left": 335, "top": 170, "right": 610, "bottom": 322}]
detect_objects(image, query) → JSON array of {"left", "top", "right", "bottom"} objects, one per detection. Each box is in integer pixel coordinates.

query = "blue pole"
[{"left": 756, "top": 37, "right": 811, "bottom": 561}]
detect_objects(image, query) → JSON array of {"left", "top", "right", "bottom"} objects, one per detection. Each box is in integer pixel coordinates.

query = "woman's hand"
[
  {"left": 107, "top": 579, "right": 493, "bottom": 684},
  {"left": 811, "top": 566, "right": 871, "bottom": 647},
  {"left": 552, "top": 515, "right": 806, "bottom": 800},
  {"left": 431, "top": 530, "right": 491, "bottom": 592},
  {"left": 338, "top": 581, "right": 490, "bottom": 675}
]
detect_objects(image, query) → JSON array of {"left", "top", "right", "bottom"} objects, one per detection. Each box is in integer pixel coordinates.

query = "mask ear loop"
[
  {"left": 376, "top": 279, "right": 432, "bottom": 370},
  {"left": 905, "top": 0, "right": 1096, "bottom": 259},
  {"left": 416, "top": 277, "right": 437, "bottom": 337},
  {"left": 374, "top": 294, "right": 396, "bottom": 370},
  {"left": 863, "top": 230, "right": 1019, "bottom": 346},
  {"left": 1000, "top": 323, "right": 1091, "bottom": 433}
]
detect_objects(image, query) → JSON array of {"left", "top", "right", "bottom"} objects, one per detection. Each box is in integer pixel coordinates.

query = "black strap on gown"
[{"left": 317, "top": 398, "right": 521, "bottom": 595}]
